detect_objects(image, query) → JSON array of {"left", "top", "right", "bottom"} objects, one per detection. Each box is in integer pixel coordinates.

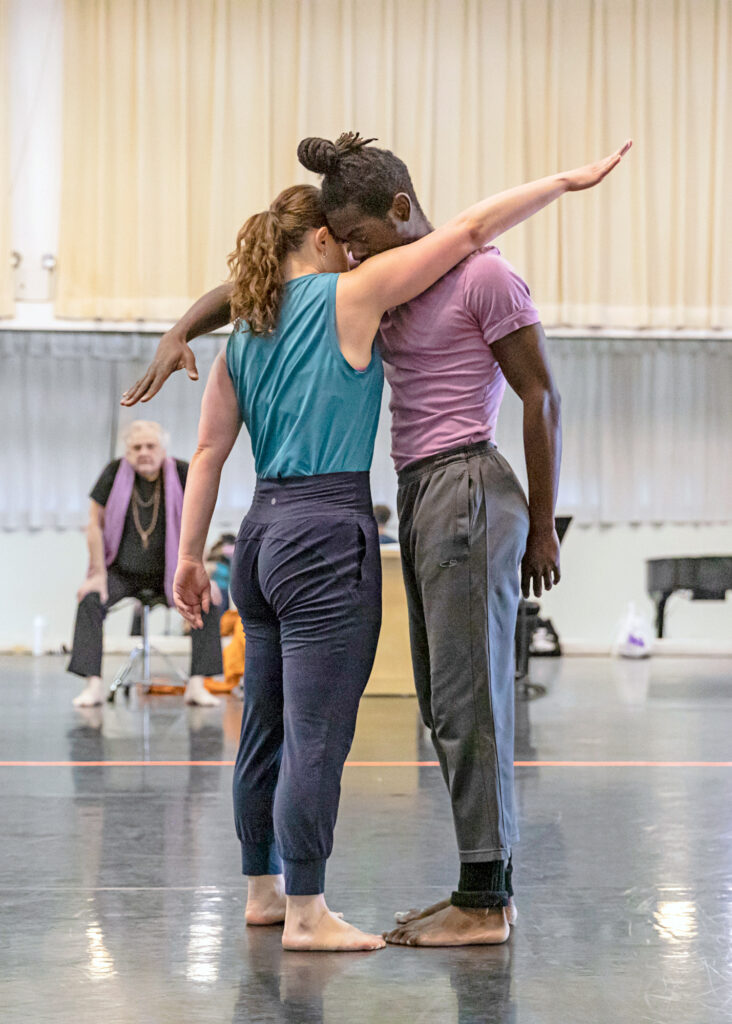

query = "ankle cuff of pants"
[
  {"left": 451, "top": 890, "right": 509, "bottom": 909},
  {"left": 241, "top": 841, "right": 283, "bottom": 877},
  {"left": 283, "top": 858, "right": 326, "bottom": 896}
]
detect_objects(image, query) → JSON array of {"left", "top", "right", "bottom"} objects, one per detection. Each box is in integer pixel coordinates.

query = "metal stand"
[
  {"left": 514, "top": 600, "right": 547, "bottom": 701},
  {"left": 108, "top": 597, "right": 187, "bottom": 702}
]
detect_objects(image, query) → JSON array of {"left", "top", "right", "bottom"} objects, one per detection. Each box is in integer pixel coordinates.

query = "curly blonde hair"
[{"left": 226, "top": 185, "right": 327, "bottom": 337}]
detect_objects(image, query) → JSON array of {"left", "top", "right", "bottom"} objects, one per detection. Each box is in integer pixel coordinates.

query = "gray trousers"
[{"left": 397, "top": 441, "right": 529, "bottom": 862}]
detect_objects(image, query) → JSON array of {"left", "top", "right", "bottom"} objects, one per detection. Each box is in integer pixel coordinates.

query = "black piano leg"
[{"left": 656, "top": 594, "right": 670, "bottom": 639}]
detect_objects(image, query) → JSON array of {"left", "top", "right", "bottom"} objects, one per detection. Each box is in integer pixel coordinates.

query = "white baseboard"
[
  {"left": 4, "top": 636, "right": 732, "bottom": 659},
  {"left": 562, "top": 639, "right": 732, "bottom": 658}
]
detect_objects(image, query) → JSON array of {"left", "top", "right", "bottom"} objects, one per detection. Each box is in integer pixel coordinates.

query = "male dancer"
[{"left": 122, "top": 136, "right": 629, "bottom": 945}]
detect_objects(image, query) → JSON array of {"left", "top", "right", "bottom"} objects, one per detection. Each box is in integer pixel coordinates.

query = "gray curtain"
[{"left": 1, "top": 332, "right": 730, "bottom": 529}]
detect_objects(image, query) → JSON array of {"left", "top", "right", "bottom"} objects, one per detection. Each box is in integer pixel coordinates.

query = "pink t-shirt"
[{"left": 377, "top": 245, "right": 540, "bottom": 471}]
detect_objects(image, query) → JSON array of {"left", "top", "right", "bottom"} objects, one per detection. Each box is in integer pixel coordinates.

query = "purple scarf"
[{"left": 103, "top": 457, "right": 184, "bottom": 606}]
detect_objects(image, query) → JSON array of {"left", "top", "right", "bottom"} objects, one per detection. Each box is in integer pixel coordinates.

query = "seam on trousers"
[
  {"left": 468, "top": 456, "right": 509, "bottom": 855},
  {"left": 483, "top": 458, "right": 511, "bottom": 849}
]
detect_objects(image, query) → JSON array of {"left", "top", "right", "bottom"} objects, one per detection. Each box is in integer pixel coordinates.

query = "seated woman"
[{"left": 173, "top": 135, "right": 629, "bottom": 951}]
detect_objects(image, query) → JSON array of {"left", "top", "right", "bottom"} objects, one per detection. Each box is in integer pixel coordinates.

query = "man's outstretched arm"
[
  {"left": 492, "top": 322, "right": 562, "bottom": 599},
  {"left": 121, "top": 283, "right": 233, "bottom": 406}
]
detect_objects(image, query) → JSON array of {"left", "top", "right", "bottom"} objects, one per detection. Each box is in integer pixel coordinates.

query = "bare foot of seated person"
[
  {"left": 183, "top": 674, "right": 220, "bottom": 707},
  {"left": 72, "top": 676, "right": 106, "bottom": 707}
]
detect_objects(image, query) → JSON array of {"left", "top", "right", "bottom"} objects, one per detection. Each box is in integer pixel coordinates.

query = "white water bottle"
[{"left": 32, "top": 615, "right": 47, "bottom": 657}]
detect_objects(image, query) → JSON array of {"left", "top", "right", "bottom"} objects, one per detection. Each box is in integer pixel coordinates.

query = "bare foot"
[
  {"left": 385, "top": 903, "right": 510, "bottom": 947},
  {"left": 283, "top": 895, "right": 385, "bottom": 952},
  {"left": 73, "top": 677, "right": 105, "bottom": 707},
  {"left": 395, "top": 896, "right": 517, "bottom": 926},
  {"left": 184, "top": 675, "right": 220, "bottom": 707},
  {"left": 246, "top": 874, "right": 287, "bottom": 926}
]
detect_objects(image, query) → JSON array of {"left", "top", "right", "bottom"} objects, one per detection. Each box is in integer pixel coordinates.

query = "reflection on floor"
[{"left": 1, "top": 655, "right": 731, "bottom": 1024}]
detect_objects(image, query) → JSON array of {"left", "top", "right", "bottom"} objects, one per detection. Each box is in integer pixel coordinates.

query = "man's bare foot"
[
  {"left": 184, "top": 675, "right": 220, "bottom": 707},
  {"left": 283, "top": 894, "right": 385, "bottom": 952},
  {"left": 385, "top": 903, "right": 510, "bottom": 947},
  {"left": 73, "top": 676, "right": 105, "bottom": 707},
  {"left": 395, "top": 896, "right": 517, "bottom": 926},
  {"left": 246, "top": 874, "right": 287, "bottom": 926}
]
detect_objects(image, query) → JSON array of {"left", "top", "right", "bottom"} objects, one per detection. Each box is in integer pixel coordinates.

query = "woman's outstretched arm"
[{"left": 174, "top": 351, "right": 242, "bottom": 629}]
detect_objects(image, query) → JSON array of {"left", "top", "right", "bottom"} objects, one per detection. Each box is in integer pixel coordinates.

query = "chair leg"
[
  {"left": 148, "top": 646, "right": 188, "bottom": 685},
  {"left": 141, "top": 603, "right": 152, "bottom": 686},
  {"left": 108, "top": 645, "right": 144, "bottom": 702}
]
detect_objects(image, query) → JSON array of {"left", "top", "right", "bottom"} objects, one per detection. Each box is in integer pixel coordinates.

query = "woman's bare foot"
[
  {"left": 395, "top": 896, "right": 517, "bottom": 926},
  {"left": 246, "top": 874, "right": 287, "bottom": 926},
  {"left": 283, "top": 894, "right": 385, "bottom": 952},
  {"left": 73, "top": 676, "right": 105, "bottom": 707},
  {"left": 184, "top": 675, "right": 220, "bottom": 707},
  {"left": 385, "top": 904, "right": 510, "bottom": 947}
]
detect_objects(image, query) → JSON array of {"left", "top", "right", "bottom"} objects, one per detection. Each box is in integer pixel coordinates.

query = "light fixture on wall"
[
  {"left": 10, "top": 251, "right": 21, "bottom": 269},
  {"left": 41, "top": 253, "right": 58, "bottom": 301}
]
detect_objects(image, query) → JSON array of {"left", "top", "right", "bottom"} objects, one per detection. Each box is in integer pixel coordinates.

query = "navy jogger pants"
[{"left": 229, "top": 472, "right": 381, "bottom": 895}]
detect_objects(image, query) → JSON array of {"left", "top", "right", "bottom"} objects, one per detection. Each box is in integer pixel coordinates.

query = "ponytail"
[{"left": 227, "top": 185, "right": 327, "bottom": 337}]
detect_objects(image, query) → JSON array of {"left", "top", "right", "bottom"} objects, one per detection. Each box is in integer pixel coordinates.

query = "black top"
[{"left": 90, "top": 459, "right": 188, "bottom": 579}]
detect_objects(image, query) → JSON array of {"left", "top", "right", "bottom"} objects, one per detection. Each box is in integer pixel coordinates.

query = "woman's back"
[{"left": 226, "top": 272, "right": 383, "bottom": 480}]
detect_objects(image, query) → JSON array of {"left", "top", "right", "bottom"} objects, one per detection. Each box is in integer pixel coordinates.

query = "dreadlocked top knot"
[{"left": 297, "top": 132, "right": 377, "bottom": 175}]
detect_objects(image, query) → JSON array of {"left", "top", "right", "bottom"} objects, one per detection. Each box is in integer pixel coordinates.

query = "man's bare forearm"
[
  {"left": 172, "top": 283, "right": 233, "bottom": 342},
  {"left": 522, "top": 387, "right": 562, "bottom": 533}
]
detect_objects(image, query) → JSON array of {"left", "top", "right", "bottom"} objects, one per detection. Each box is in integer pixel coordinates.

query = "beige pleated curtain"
[
  {"left": 57, "top": 0, "right": 731, "bottom": 328},
  {"left": 0, "top": 0, "right": 14, "bottom": 318}
]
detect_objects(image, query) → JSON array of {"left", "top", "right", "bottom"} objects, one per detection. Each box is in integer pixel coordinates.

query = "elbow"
[
  {"left": 465, "top": 215, "right": 489, "bottom": 250},
  {"left": 546, "top": 386, "right": 562, "bottom": 425},
  {"left": 525, "top": 383, "right": 561, "bottom": 424},
  {"left": 192, "top": 442, "right": 227, "bottom": 473}
]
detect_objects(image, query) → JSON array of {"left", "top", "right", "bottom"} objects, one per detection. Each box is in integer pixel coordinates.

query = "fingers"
[
  {"left": 178, "top": 606, "right": 203, "bottom": 630},
  {"left": 201, "top": 588, "right": 211, "bottom": 615},
  {"left": 542, "top": 566, "right": 554, "bottom": 593},
  {"left": 182, "top": 346, "right": 199, "bottom": 381},
  {"left": 120, "top": 375, "right": 150, "bottom": 407},
  {"left": 139, "top": 368, "right": 167, "bottom": 404},
  {"left": 618, "top": 138, "right": 633, "bottom": 158},
  {"left": 521, "top": 562, "right": 531, "bottom": 600},
  {"left": 175, "top": 595, "right": 203, "bottom": 630},
  {"left": 521, "top": 563, "right": 561, "bottom": 598}
]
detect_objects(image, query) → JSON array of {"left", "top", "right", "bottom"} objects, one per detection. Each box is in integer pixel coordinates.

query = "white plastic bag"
[{"left": 613, "top": 602, "right": 652, "bottom": 659}]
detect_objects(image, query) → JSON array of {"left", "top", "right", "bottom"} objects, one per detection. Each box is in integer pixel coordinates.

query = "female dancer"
[{"left": 173, "top": 136, "right": 630, "bottom": 952}]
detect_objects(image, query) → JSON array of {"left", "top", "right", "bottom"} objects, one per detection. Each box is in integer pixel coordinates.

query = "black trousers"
[
  {"left": 67, "top": 566, "right": 223, "bottom": 679},
  {"left": 229, "top": 472, "right": 381, "bottom": 895}
]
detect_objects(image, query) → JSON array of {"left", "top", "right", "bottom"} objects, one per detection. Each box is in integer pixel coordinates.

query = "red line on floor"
[{"left": 1, "top": 759, "right": 731, "bottom": 768}]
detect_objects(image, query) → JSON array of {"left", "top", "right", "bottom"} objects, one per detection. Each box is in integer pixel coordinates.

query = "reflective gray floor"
[{"left": 1, "top": 654, "right": 731, "bottom": 1023}]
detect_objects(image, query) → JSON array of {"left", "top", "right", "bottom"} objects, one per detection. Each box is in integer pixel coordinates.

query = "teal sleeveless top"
[{"left": 226, "top": 273, "right": 384, "bottom": 479}]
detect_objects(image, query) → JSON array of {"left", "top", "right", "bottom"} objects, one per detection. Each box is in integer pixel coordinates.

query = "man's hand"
[
  {"left": 562, "top": 139, "right": 632, "bottom": 192},
  {"left": 521, "top": 527, "right": 561, "bottom": 599},
  {"left": 77, "top": 571, "right": 108, "bottom": 605},
  {"left": 174, "top": 557, "right": 211, "bottom": 630},
  {"left": 121, "top": 330, "right": 199, "bottom": 406}
]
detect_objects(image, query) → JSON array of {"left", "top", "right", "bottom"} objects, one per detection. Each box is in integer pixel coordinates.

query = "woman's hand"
[
  {"left": 562, "top": 139, "right": 632, "bottom": 192},
  {"left": 174, "top": 557, "right": 211, "bottom": 630},
  {"left": 121, "top": 330, "right": 199, "bottom": 406}
]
